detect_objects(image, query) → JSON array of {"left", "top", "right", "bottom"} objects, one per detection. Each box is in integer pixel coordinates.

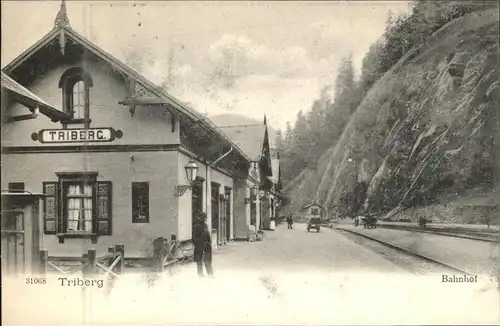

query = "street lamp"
[
  {"left": 174, "top": 160, "right": 199, "bottom": 197},
  {"left": 251, "top": 186, "right": 259, "bottom": 198},
  {"left": 184, "top": 160, "right": 198, "bottom": 184}
]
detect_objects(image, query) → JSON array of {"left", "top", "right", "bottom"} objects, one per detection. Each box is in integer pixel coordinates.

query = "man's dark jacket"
[{"left": 193, "top": 221, "right": 212, "bottom": 262}]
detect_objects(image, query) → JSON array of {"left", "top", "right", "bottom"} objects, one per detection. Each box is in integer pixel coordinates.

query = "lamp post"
[{"left": 173, "top": 160, "right": 199, "bottom": 197}]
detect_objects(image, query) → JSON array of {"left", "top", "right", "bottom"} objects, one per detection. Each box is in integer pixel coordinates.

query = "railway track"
[
  {"left": 336, "top": 227, "right": 475, "bottom": 276},
  {"left": 377, "top": 224, "right": 499, "bottom": 243}
]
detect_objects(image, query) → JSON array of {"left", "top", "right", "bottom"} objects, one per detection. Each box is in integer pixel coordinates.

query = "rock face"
[{"left": 285, "top": 9, "right": 499, "bottom": 222}]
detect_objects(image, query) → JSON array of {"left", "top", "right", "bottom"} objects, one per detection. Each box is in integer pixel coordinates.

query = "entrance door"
[
  {"left": 219, "top": 197, "right": 225, "bottom": 245},
  {"left": 1, "top": 208, "right": 25, "bottom": 274},
  {"left": 191, "top": 179, "right": 203, "bottom": 240},
  {"left": 211, "top": 183, "right": 220, "bottom": 244},
  {"left": 225, "top": 188, "right": 231, "bottom": 241},
  {"left": 250, "top": 202, "right": 256, "bottom": 227}
]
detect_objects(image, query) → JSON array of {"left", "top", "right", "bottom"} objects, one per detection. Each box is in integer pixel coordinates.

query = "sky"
[{"left": 1, "top": 1, "right": 412, "bottom": 131}]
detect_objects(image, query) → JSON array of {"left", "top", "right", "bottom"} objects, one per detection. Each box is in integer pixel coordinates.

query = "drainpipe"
[{"left": 205, "top": 146, "right": 234, "bottom": 237}]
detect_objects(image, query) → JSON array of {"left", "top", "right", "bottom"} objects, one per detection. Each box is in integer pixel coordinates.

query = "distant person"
[
  {"left": 287, "top": 214, "right": 294, "bottom": 229},
  {"left": 193, "top": 211, "right": 214, "bottom": 277}
]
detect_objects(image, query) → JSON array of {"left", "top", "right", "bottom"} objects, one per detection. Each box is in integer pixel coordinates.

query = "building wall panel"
[{"left": 1, "top": 151, "right": 178, "bottom": 258}]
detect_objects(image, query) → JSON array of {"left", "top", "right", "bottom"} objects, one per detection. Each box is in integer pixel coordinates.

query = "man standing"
[
  {"left": 193, "top": 211, "right": 214, "bottom": 277},
  {"left": 287, "top": 213, "right": 294, "bottom": 229}
]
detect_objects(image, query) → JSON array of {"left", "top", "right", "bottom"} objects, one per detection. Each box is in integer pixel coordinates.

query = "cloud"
[
  {"left": 117, "top": 28, "right": 375, "bottom": 130},
  {"left": 162, "top": 34, "right": 337, "bottom": 130},
  {"left": 308, "top": 18, "right": 387, "bottom": 71},
  {"left": 203, "top": 34, "right": 316, "bottom": 89}
]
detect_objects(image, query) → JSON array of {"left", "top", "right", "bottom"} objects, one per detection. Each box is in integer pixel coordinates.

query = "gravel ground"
[
  {"left": 337, "top": 225, "right": 500, "bottom": 276},
  {"left": 336, "top": 229, "right": 454, "bottom": 275}
]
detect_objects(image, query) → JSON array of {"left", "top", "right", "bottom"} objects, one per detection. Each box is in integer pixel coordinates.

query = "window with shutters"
[
  {"left": 42, "top": 173, "right": 112, "bottom": 242},
  {"left": 132, "top": 182, "right": 149, "bottom": 223}
]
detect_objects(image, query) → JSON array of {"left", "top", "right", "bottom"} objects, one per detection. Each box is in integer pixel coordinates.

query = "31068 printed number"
[{"left": 26, "top": 277, "right": 47, "bottom": 285}]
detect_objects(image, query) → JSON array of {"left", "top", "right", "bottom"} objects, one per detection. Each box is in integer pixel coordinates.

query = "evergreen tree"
[
  {"left": 284, "top": 121, "right": 293, "bottom": 150},
  {"left": 276, "top": 129, "right": 283, "bottom": 152},
  {"left": 323, "top": 55, "right": 359, "bottom": 145}
]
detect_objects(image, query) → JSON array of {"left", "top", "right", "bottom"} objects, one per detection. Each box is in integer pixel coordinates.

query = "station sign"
[{"left": 31, "top": 128, "right": 123, "bottom": 143}]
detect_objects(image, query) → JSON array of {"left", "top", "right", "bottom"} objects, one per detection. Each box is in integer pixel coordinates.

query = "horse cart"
[{"left": 363, "top": 216, "right": 378, "bottom": 229}]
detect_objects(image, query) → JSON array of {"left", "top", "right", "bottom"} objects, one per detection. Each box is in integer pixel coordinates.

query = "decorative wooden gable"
[
  {"left": 249, "top": 162, "right": 260, "bottom": 182},
  {"left": 121, "top": 79, "right": 163, "bottom": 117},
  {"left": 133, "top": 82, "right": 157, "bottom": 98}
]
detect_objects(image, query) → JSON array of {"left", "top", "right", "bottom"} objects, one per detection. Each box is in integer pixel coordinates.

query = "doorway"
[
  {"left": 225, "top": 187, "right": 231, "bottom": 241},
  {"left": 1, "top": 208, "right": 25, "bottom": 274},
  {"left": 191, "top": 178, "right": 203, "bottom": 240},
  {"left": 211, "top": 183, "right": 220, "bottom": 244},
  {"left": 219, "top": 195, "right": 225, "bottom": 245}
]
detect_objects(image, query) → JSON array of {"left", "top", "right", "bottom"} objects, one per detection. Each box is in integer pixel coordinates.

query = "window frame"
[
  {"left": 132, "top": 182, "right": 150, "bottom": 223},
  {"left": 62, "top": 181, "right": 95, "bottom": 233},
  {"left": 7, "top": 182, "right": 25, "bottom": 192},
  {"left": 42, "top": 172, "right": 111, "bottom": 243},
  {"left": 57, "top": 172, "right": 98, "bottom": 236},
  {"left": 58, "top": 67, "right": 93, "bottom": 126}
]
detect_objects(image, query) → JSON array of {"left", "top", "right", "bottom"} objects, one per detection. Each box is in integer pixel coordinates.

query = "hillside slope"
[{"left": 284, "top": 9, "right": 499, "bottom": 221}]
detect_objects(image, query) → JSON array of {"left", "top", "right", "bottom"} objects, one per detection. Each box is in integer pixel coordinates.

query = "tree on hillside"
[
  {"left": 334, "top": 55, "right": 356, "bottom": 100},
  {"left": 292, "top": 110, "right": 311, "bottom": 169},
  {"left": 276, "top": 129, "right": 283, "bottom": 152},
  {"left": 284, "top": 121, "right": 293, "bottom": 150},
  {"left": 323, "top": 55, "right": 360, "bottom": 145},
  {"left": 359, "top": 39, "right": 385, "bottom": 95}
]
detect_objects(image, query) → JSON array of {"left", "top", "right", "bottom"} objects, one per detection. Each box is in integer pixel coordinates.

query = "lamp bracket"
[{"left": 174, "top": 185, "right": 191, "bottom": 197}]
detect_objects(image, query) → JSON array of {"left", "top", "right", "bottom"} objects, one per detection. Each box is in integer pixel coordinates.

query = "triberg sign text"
[{"left": 32, "top": 128, "right": 123, "bottom": 143}]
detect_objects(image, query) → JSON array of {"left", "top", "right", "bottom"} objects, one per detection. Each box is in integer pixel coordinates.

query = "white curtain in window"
[
  {"left": 83, "top": 185, "right": 93, "bottom": 231},
  {"left": 67, "top": 185, "right": 80, "bottom": 231}
]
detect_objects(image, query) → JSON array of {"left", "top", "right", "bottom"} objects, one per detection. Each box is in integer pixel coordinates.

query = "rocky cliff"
[{"left": 284, "top": 9, "right": 499, "bottom": 222}]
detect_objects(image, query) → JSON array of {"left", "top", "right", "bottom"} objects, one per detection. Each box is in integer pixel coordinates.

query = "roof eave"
[
  {"left": 63, "top": 27, "right": 202, "bottom": 122},
  {"left": 3, "top": 27, "right": 60, "bottom": 74},
  {"left": 2, "top": 75, "right": 71, "bottom": 122},
  {"left": 3, "top": 25, "right": 250, "bottom": 160}
]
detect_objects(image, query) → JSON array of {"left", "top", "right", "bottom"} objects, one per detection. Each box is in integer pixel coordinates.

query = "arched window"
[
  {"left": 72, "top": 80, "right": 85, "bottom": 119},
  {"left": 59, "top": 67, "right": 93, "bottom": 124}
]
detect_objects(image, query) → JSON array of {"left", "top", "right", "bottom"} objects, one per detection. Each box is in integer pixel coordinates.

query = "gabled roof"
[
  {"left": 302, "top": 202, "right": 323, "bottom": 209},
  {"left": 218, "top": 124, "right": 267, "bottom": 161},
  {"left": 2, "top": 10, "right": 251, "bottom": 162},
  {"left": 1, "top": 72, "right": 70, "bottom": 122},
  {"left": 3, "top": 26, "right": 200, "bottom": 121}
]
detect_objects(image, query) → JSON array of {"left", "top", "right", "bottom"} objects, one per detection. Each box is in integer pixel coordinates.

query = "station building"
[
  {"left": 1, "top": 2, "right": 281, "bottom": 258},
  {"left": 218, "top": 121, "right": 280, "bottom": 238}
]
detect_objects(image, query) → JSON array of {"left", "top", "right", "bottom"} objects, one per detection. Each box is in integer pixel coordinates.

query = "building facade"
[
  {"left": 1, "top": 3, "right": 276, "bottom": 258},
  {"left": 301, "top": 203, "right": 324, "bottom": 219},
  {"left": 219, "top": 119, "right": 282, "bottom": 237},
  {"left": 1, "top": 72, "right": 71, "bottom": 274}
]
